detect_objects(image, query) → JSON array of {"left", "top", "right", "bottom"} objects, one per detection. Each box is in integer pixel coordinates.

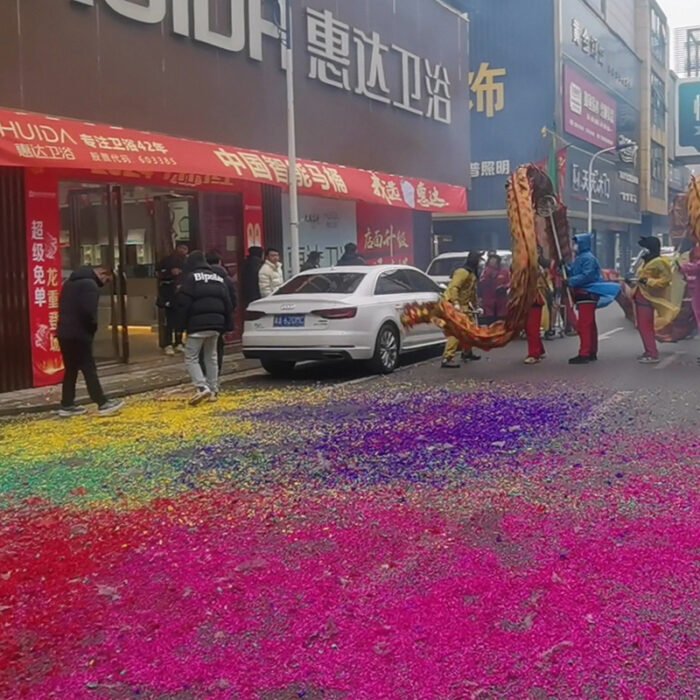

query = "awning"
[{"left": 0, "top": 107, "right": 467, "bottom": 213}]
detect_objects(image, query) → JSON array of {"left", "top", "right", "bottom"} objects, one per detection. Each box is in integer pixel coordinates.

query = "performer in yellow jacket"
[
  {"left": 441, "top": 251, "right": 482, "bottom": 368},
  {"left": 633, "top": 237, "right": 681, "bottom": 364}
]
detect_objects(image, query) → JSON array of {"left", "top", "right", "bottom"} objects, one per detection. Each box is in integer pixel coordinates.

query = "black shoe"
[
  {"left": 441, "top": 359, "right": 461, "bottom": 369},
  {"left": 461, "top": 352, "right": 481, "bottom": 361},
  {"left": 590, "top": 354, "right": 598, "bottom": 361},
  {"left": 568, "top": 355, "right": 590, "bottom": 365},
  {"left": 58, "top": 405, "right": 88, "bottom": 419}
]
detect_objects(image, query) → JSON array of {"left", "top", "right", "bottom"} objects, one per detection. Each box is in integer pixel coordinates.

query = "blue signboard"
[
  {"left": 459, "top": 0, "right": 555, "bottom": 212},
  {"left": 677, "top": 79, "right": 700, "bottom": 158}
]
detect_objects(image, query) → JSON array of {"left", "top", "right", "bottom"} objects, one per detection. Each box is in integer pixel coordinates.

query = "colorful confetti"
[{"left": 0, "top": 381, "right": 698, "bottom": 698}]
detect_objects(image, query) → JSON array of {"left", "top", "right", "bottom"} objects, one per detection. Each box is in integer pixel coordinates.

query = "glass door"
[{"left": 64, "top": 184, "right": 127, "bottom": 363}]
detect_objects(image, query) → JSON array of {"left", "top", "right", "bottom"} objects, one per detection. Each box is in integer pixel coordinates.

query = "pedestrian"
[
  {"left": 301, "top": 250, "right": 323, "bottom": 271},
  {"left": 56, "top": 265, "right": 124, "bottom": 418},
  {"left": 680, "top": 243, "right": 700, "bottom": 362},
  {"left": 566, "top": 233, "right": 620, "bottom": 365},
  {"left": 156, "top": 242, "right": 188, "bottom": 356},
  {"left": 176, "top": 251, "right": 234, "bottom": 405},
  {"left": 479, "top": 253, "right": 510, "bottom": 325},
  {"left": 337, "top": 242, "right": 366, "bottom": 266},
  {"left": 241, "top": 246, "right": 264, "bottom": 308},
  {"left": 524, "top": 251, "right": 552, "bottom": 364},
  {"left": 198, "top": 251, "right": 237, "bottom": 376},
  {"left": 632, "top": 237, "right": 677, "bottom": 364},
  {"left": 258, "top": 247, "right": 284, "bottom": 297},
  {"left": 441, "top": 251, "right": 482, "bottom": 369}
]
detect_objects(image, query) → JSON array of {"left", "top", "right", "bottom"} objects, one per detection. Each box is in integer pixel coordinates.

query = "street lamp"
[
  {"left": 266, "top": 0, "right": 300, "bottom": 277},
  {"left": 587, "top": 142, "right": 637, "bottom": 233}
]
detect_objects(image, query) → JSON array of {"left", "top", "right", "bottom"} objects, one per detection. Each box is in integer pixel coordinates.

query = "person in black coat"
[
  {"left": 241, "top": 246, "right": 264, "bottom": 308},
  {"left": 337, "top": 242, "right": 366, "bottom": 266},
  {"left": 156, "top": 242, "right": 188, "bottom": 354},
  {"left": 175, "top": 251, "right": 234, "bottom": 404},
  {"left": 198, "top": 251, "right": 237, "bottom": 375},
  {"left": 56, "top": 266, "right": 123, "bottom": 417}
]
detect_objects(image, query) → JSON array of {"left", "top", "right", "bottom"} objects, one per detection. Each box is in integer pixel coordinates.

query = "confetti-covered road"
[{"left": 1, "top": 359, "right": 699, "bottom": 698}]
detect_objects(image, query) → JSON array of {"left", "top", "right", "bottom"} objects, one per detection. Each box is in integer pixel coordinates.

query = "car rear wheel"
[
  {"left": 261, "top": 359, "right": 296, "bottom": 378},
  {"left": 368, "top": 323, "right": 399, "bottom": 374}
]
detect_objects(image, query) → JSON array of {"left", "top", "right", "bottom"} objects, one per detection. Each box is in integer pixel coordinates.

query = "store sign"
[
  {"left": 564, "top": 147, "right": 640, "bottom": 223},
  {"left": 356, "top": 203, "right": 414, "bottom": 266},
  {"left": 0, "top": 107, "right": 467, "bottom": 212},
  {"left": 564, "top": 64, "right": 617, "bottom": 149},
  {"left": 25, "top": 171, "right": 64, "bottom": 387},
  {"left": 71, "top": 0, "right": 454, "bottom": 124},
  {"left": 72, "top": 0, "right": 283, "bottom": 62},
  {"left": 281, "top": 194, "right": 357, "bottom": 269},
  {"left": 560, "top": 1, "right": 640, "bottom": 102},
  {"left": 458, "top": 0, "right": 555, "bottom": 211},
  {"left": 676, "top": 78, "right": 700, "bottom": 158}
]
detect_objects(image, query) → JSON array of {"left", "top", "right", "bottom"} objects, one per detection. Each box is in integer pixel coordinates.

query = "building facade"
[
  {"left": 436, "top": 0, "right": 645, "bottom": 273},
  {"left": 673, "top": 26, "right": 700, "bottom": 78},
  {"left": 0, "top": 0, "right": 471, "bottom": 392}
]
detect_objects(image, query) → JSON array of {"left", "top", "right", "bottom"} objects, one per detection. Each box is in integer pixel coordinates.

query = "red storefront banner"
[
  {"left": 242, "top": 182, "right": 264, "bottom": 250},
  {"left": 25, "top": 170, "right": 64, "bottom": 387},
  {"left": 356, "top": 202, "right": 414, "bottom": 266},
  {"left": 0, "top": 107, "right": 467, "bottom": 213}
]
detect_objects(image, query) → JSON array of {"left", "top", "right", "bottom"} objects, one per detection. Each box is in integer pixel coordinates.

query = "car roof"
[
  {"left": 297, "top": 264, "right": 421, "bottom": 274},
  {"left": 432, "top": 250, "right": 510, "bottom": 259}
]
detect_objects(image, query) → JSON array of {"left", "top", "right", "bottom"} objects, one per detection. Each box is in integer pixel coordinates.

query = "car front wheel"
[
  {"left": 368, "top": 323, "right": 399, "bottom": 374},
  {"left": 260, "top": 359, "right": 296, "bottom": 378}
]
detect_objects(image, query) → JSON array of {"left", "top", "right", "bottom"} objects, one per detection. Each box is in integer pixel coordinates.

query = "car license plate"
[{"left": 273, "top": 314, "right": 305, "bottom": 328}]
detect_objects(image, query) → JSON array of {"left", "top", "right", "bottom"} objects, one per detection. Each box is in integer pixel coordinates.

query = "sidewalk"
[{"left": 0, "top": 351, "right": 262, "bottom": 417}]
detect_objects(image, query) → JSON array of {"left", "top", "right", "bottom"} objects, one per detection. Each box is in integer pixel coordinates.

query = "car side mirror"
[{"left": 439, "top": 283, "right": 447, "bottom": 290}]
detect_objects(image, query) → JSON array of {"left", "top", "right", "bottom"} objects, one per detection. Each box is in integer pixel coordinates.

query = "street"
[{"left": 1, "top": 306, "right": 699, "bottom": 698}]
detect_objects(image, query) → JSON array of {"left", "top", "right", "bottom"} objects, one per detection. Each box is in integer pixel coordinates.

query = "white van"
[{"left": 426, "top": 250, "right": 512, "bottom": 286}]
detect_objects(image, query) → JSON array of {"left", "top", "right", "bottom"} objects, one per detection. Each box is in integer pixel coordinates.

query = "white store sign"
[
  {"left": 281, "top": 194, "right": 357, "bottom": 271},
  {"left": 71, "top": 0, "right": 453, "bottom": 123}
]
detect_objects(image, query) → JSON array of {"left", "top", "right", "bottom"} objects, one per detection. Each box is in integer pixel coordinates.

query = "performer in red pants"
[
  {"left": 565, "top": 234, "right": 620, "bottom": 365},
  {"left": 524, "top": 252, "right": 551, "bottom": 364}
]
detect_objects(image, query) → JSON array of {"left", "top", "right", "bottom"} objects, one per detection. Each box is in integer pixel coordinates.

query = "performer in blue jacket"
[{"left": 566, "top": 233, "right": 620, "bottom": 365}]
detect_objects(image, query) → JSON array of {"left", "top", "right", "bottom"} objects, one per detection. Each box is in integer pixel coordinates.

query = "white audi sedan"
[{"left": 243, "top": 265, "right": 445, "bottom": 376}]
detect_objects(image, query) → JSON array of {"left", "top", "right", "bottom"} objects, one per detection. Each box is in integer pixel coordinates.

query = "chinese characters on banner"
[
  {"left": 25, "top": 170, "right": 64, "bottom": 387},
  {"left": 306, "top": 8, "right": 452, "bottom": 124},
  {"left": 356, "top": 203, "right": 414, "bottom": 266},
  {"left": 0, "top": 108, "right": 467, "bottom": 213}
]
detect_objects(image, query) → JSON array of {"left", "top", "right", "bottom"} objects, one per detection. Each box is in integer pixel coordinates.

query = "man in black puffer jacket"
[
  {"left": 176, "top": 251, "right": 234, "bottom": 405},
  {"left": 56, "top": 266, "right": 124, "bottom": 418}
]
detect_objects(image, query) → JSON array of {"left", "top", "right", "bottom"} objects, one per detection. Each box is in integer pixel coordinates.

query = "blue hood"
[{"left": 574, "top": 233, "right": 593, "bottom": 254}]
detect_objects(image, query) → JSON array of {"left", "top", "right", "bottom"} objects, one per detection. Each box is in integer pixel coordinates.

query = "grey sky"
[{"left": 658, "top": 0, "right": 700, "bottom": 29}]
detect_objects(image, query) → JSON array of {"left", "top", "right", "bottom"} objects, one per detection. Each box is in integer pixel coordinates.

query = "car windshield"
[
  {"left": 427, "top": 257, "right": 466, "bottom": 277},
  {"left": 275, "top": 272, "right": 366, "bottom": 295}
]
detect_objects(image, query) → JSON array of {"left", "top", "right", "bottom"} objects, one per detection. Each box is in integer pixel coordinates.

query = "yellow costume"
[
  {"left": 636, "top": 257, "right": 682, "bottom": 331},
  {"left": 443, "top": 265, "right": 478, "bottom": 361}
]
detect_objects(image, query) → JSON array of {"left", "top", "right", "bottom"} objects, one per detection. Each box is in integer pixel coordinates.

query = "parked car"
[
  {"left": 426, "top": 250, "right": 512, "bottom": 286},
  {"left": 242, "top": 265, "right": 445, "bottom": 376}
]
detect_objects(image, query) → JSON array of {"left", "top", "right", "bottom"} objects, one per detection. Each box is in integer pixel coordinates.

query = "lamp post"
[
  {"left": 587, "top": 142, "right": 637, "bottom": 233},
  {"left": 267, "top": 0, "right": 300, "bottom": 276}
]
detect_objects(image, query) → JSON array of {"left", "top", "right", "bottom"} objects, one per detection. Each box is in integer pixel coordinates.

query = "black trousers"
[
  {"left": 59, "top": 338, "right": 107, "bottom": 408},
  {"left": 160, "top": 307, "right": 183, "bottom": 349},
  {"left": 199, "top": 334, "right": 224, "bottom": 375}
]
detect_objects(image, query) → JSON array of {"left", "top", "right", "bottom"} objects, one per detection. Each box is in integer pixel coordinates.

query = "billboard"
[
  {"left": 676, "top": 78, "right": 700, "bottom": 159},
  {"left": 563, "top": 63, "right": 617, "bottom": 149},
  {"left": 458, "top": 0, "right": 555, "bottom": 212}
]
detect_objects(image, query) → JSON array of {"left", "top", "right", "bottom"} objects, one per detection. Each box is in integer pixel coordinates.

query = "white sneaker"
[
  {"left": 174, "top": 344, "right": 186, "bottom": 354},
  {"left": 164, "top": 346, "right": 175, "bottom": 356},
  {"left": 208, "top": 392, "right": 219, "bottom": 403},
  {"left": 638, "top": 356, "right": 660, "bottom": 364},
  {"left": 523, "top": 356, "right": 540, "bottom": 365},
  {"left": 98, "top": 399, "right": 124, "bottom": 417},
  {"left": 189, "top": 387, "right": 212, "bottom": 406},
  {"left": 58, "top": 405, "right": 88, "bottom": 419}
]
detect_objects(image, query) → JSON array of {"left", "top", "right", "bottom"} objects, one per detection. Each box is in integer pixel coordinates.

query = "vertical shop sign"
[
  {"left": 243, "top": 183, "right": 264, "bottom": 250},
  {"left": 25, "top": 170, "right": 64, "bottom": 386},
  {"left": 356, "top": 203, "right": 413, "bottom": 265}
]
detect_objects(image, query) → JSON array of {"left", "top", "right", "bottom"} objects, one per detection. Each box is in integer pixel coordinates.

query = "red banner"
[
  {"left": 242, "top": 182, "right": 264, "bottom": 250},
  {"left": 356, "top": 203, "right": 414, "bottom": 265},
  {"left": 25, "top": 170, "right": 64, "bottom": 387},
  {"left": 0, "top": 107, "right": 467, "bottom": 214}
]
